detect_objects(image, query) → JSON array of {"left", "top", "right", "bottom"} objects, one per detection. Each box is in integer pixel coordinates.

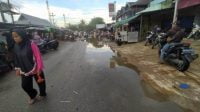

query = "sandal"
[
  {"left": 36, "top": 95, "right": 46, "bottom": 101},
  {"left": 28, "top": 98, "right": 36, "bottom": 105}
]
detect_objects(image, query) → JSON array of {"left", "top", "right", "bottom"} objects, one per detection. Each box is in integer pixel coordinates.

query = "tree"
[
  {"left": 78, "top": 19, "right": 86, "bottom": 31},
  {"left": 68, "top": 24, "right": 79, "bottom": 31},
  {"left": 68, "top": 17, "right": 105, "bottom": 32},
  {"left": 88, "top": 17, "right": 105, "bottom": 30}
]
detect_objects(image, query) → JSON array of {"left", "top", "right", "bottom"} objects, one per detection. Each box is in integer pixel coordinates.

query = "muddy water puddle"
[{"left": 85, "top": 40, "right": 189, "bottom": 112}]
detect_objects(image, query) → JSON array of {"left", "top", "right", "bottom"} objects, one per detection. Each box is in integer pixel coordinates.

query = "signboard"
[
  {"left": 96, "top": 24, "right": 106, "bottom": 29},
  {"left": 108, "top": 2, "right": 116, "bottom": 17}
]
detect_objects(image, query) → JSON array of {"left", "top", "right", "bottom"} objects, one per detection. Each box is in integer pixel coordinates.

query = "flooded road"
[
  {"left": 0, "top": 40, "right": 186, "bottom": 112},
  {"left": 85, "top": 41, "right": 185, "bottom": 112}
]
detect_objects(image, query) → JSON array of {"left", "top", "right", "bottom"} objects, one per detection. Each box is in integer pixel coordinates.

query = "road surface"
[{"left": 0, "top": 40, "right": 185, "bottom": 112}]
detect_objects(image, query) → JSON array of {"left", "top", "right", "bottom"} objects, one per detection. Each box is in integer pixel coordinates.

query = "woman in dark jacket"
[{"left": 12, "top": 29, "right": 46, "bottom": 105}]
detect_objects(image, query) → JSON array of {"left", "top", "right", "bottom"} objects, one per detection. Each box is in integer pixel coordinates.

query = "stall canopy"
[{"left": 178, "top": 0, "right": 200, "bottom": 9}]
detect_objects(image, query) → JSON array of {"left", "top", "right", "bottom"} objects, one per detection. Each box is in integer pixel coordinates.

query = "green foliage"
[
  {"left": 78, "top": 19, "right": 86, "bottom": 31},
  {"left": 88, "top": 17, "right": 105, "bottom": 29},
  {"left": 68, "top": 17, "right": 105, "bottom": 31}
]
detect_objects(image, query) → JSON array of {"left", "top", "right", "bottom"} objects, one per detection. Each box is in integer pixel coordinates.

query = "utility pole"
[
  {"left": 173, "top": 0, "right": 179, "bottom": 26},
  {"left": 50, "top": 13, "right": 56, "bottom": 26},
  {"left": 46, "top": 0, "right": 52, "bottom": 24},
  {"left": 7, "top": 0, "right": 14, "bottom": 24},
  {"left": 63, "top": 14, "right": 67, "bottom": 28}
]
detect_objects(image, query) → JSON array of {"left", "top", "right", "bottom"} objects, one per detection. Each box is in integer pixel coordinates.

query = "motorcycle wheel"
[
  {"left": 145, "top": 40, "right": 148, "bottom": 46},
  {"left": 176, "top": 57, "right": 190, "bottom": 72},
  {"left": 53, "top": 43, "right": 59, "bottom": 50},
  {"left": 116, "top": 40, "right": 122, "bottom": 46},
  {"left": 194, "top": 32, "right": 200, "bottom": 40},
  {"left": 152, "top": 42, "right": 156, "bottom": 49}
]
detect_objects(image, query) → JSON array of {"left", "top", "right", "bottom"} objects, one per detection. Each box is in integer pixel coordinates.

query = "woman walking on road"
[{"left": 12, "top": 29, "right": 46, "bottom": 105}]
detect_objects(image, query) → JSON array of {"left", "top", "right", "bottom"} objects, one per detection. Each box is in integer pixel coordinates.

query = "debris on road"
[
  {"left": 60, "top": 100, "right": 71, "bottom": 103},
  {"left": 73, "top": 91, "right": 79, "bottom": 95}
]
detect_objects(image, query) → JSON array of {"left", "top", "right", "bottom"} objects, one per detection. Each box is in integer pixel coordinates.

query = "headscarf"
[{"left": 12, "top": 29, "right": 30, "bottom": 49}]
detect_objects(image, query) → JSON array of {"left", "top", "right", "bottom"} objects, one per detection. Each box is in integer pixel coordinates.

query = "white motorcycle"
[{"left": 187, "top": 24, "right": 200, "bottom": 40}]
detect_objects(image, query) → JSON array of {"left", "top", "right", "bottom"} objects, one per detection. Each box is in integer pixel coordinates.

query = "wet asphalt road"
[{"left": 0, "top": 41, "right": 184, "bottom": 112}]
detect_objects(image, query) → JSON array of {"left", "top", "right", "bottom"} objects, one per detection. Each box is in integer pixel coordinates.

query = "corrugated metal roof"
[
  {"left": 127, "top": 2, "right": 135, "bottom": 7},
  {"left": 137, "top": 3, "right": 162, "bottom": 14},
  {"left": 178, "top": 0, "right": 200, "bottom": 9},
  {"left": 133, "top": 0, "right": 151, "bottom": 6},
  {"left": 150, "top": 0, "right": 165, "bottom": 5},
  {"left": 16, "top": 13, "right": 52, "bottom": 27},
  {"left": 137, "top": 0, "right": 173, "bottom": 14}
]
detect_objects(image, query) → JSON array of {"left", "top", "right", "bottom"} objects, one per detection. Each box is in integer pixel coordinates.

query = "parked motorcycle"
[
  {"left": 37, "top": 38, "right": 59, "bottom": 53},
  {"left": 152, "top": 32, "right": 167, "bottom": 49},
  {"left": 145, "top": 26, "right": 161, "bottom": 46},
  {"left": 144, "top": 31, "right": 156, "bottom": 46},
  {"left": 69, "top": 35, "right": 75, "bottom": 41},
  {"left": 0, "top": 41, "right": 12, "bottom": 73},
  {"left": 187, "top": 24, "right": 200, "bottom": 40},
  {"left": 116, "top": 38, "right": 122, "bottom": 46},
  {"left": 160, "top": 42, "right": 198, "bottom": 72}
]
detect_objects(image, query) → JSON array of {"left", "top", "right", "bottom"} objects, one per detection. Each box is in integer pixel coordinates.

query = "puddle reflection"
[{"left": 85, "top": 38, "right": 186, "bottom": 112}]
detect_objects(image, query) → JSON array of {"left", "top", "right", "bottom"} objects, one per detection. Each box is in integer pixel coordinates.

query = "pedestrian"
[
  {"left": 32, "top": 31, "right": 42, "bottom": 44},
  {"left": 12, "top": 29, "right": 47, "bottom": 105}
]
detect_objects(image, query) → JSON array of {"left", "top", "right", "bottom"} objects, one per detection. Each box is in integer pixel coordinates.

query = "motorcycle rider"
[
  {"left": 153, "top": 25, "right": 161, "bottom": 34},
  {"left": 160, "top": 22, "right": 185, "bottom": 63},
  {"left": 152, "top": 25, "right": 161, "bottom": 42}
]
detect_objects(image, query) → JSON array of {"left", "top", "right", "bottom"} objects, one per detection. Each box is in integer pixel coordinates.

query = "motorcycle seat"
[
  {"left": 172, "top": 43, "right": 190, "bottom": 48},
  {"left": 182, "top": 43, "right": 191, "bottom": 47}
]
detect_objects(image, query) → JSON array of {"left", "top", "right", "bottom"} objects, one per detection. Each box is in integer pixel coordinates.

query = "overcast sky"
[{"left": 6, "top": 0, "right": 136, "bottom": 27}]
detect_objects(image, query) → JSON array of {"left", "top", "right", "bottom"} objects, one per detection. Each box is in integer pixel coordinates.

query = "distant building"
[
  {"left": 116, "top": 0, "right": 151, "bottom": 22},
  {"left": 16, "top": 13, "right": 52, "bottom": 27}
]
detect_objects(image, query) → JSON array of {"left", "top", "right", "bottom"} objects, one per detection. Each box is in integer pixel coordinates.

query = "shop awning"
[
  {"left": 126, "top": 14, "right": 140, "bottom": 23},
  {"left": 114, "top": 14, "right": 140, "bottom": 27},
  {"left": 137, "top": 0, "right": 173, "bottom": 14},
  {"left": 178, "top": 0, "right": 200, "bottom": 9},
  {"left": 137, "top": 4, "right": 162, "bottom": 14}
]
